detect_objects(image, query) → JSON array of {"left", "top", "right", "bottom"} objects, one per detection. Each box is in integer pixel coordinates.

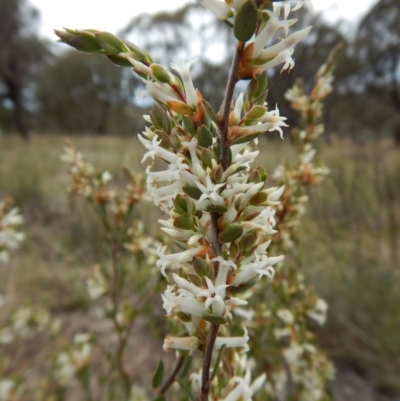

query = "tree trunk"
[{"left": 5, "top": 77, "right": 30, "bottom": 140}]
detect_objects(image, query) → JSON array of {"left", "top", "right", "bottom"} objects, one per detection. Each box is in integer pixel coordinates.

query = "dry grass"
[{"left": 1, "top": 134, "right": 400, "bottom": 396}]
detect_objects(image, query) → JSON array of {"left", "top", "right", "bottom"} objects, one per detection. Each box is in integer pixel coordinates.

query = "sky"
[{"left": 30, "top": 0, "right": 378, "bottom": 40}]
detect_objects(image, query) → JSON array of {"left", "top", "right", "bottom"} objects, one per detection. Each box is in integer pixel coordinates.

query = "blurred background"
[{"left": 0, "top": 1, "right": 399, "bottom": 400}]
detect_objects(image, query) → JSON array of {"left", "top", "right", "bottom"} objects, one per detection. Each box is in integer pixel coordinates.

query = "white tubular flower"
[
  {"left": 215, "top": 327, "right": 250, "bottom": 352},
  {"left": 142, "top": 80, "right": 179, "bottom": 105},
  {"left": 127, "top": 57, "right": 151, "bottom": 76},
  {"left": 138, "top": 133, "right": 180, "bottom": 164},
  {"left": 233, "top": 254, "right": 284, "bottom": 286},
  {"left": 162, "top": 286, "right": 206, "bottom": 318},
  {"left": 173, "top": 273, "right": 203, "bottom": 296},
  {"left": 250, "top": 12, "right": 297, "bottom": 59},
  {"left": 197, "top": 0, "right": 233, "bottom": 20},
  {"left": 221, "top": 377, "right": 252, "bottom": 401},
  {"left": 198, "top": 277, "right": 229, "bottom": 316},
  {"left": 213, "top": 256, "right": 237, "bottom": 293},
  {"left": 163, "top": 336, "right": 200, "bottom": 352},
  {"left": 170, "top": 59, "right": 198, "bottom": 108},
  {"left": 258, "top": 27, "right": 312, "bottom": 61},
  {"left": 234, "top": 93, "right": 244, "bottom": 122},
  {"left": 267, "top": 185, "right": 285, "bottom": 202},
  {"left": 157, "top": 246, "right": 200, "bottom": 277},
  {"left": 196, "top": 175, "right": 226, "bottom": 207}
]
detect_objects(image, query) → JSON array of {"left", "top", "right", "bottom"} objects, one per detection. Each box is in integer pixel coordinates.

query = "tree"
[
  {"left": 0, "top": 0, "right": 48, "bottom": 139},
  {"left": 36, "top": 51, "right": 141, "bottom": 134},
  {"left": 356, "top": 0, "right": 400, "bottom": 143},
  {"left": 120, "top": 3, "right": 235, "bottom": 107}
]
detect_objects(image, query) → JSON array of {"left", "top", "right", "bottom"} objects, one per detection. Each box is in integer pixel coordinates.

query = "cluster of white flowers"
[
  {"left": 0, "top": 305, "right": 60, "bottom": 345},
  {"left": 55, "top": 333, "right": 92, "bottom": 386},
  {"left": 0, "top": 198, "right": 24, "bottom": 264}
]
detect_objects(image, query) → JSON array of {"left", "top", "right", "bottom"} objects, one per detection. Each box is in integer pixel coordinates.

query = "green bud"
[
  {"left": 234, "top": 1, "right": 258, "bottom": 42},
  {"left": 183, "top": 185, "right": 202, "bottom": 200},
  {"left": 124, "top": 40, "right": 151, "bottom": 63},
  {"left": 219, "top": 224, "right": 243, "bottom": 243},
  {"left": 150, "top": 63, "right": 171, "bottom": 83},
  {"left": 95, "top": 31, "right": 126, "bottom": 55},
  {"left": 197, "top": 125, "right": 213, "bottom": 148},
  {"left": 55, "top": 29, "right": 102, "bottom": 53},
  {"left": 173, "top": 215, "right": 194, "bottom": 230}
]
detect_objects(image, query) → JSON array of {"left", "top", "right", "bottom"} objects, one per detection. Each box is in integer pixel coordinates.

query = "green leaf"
[
  {"left": 219, "top": 224, "right": 243, "bottom": 243},
  {"left": 231, "top": 131, "right": 262, "bottom": 145},
  {"left": 95, "top": 32, "right": 125, "bottom": 54},
  {"left": 106, "top": 55, "right": 132, "bottom": 67},
  {"left": 152, "top": 360, "right": 164, "bottom": 390},
  {"left": 176, "top": 378, "right": 197, "bottom": 401},
  {"left": 173, "top": 194, "right": 188, "bottom": 215},
  {"left": 249, "top": 191, "right": 268, "bottom": 205},
  {"left": 234, "top": 0, "right": 258, "bottom": 42},
  {"left": 244, "top": 105, "right": 267, "bottom": 121},
  {"left": 193, "top": 257, "right": 209, "bottom": 277},
  {"left": 197, "top": 125, "right": 213, "bottom": 148},
  {"left": 162, "top": 112, "right": 172, "bottom": 134},
  {"left": 231, "top": 278, "right": 258, "bottom": 294},
  {"left": 229, "top": 241, "right": 239, "bottom": 259},
  {"left": 182, "top": 116, "right": 196, "bottom": 135},
  {"left": 206, "top": 204, "right": 228, "bottom": 214},
  {"left": 211, "top": 344, "right": 226, "bottom": 381},
  {"left": 255, "top": 72, "right": 268, "bottom": 98},
  {"left": 154, "top": 130, "right": 170, "bottom": 149},
  {"left": 178, "top": 355, "right": 193, "bottom": 379},
  {"left": 183, "top": 185, "right": 203, "bottom": 200},
  {"left": 173, "top": 215, "right": 194, "bottom": 230},
  {"left": 201, "top": 148, "right": 216, "bottom": 169},
  {"left": 203, "top": 314, "right": 227, "bottom": 325},
  {"left": 151, "top": 396, "right": 166, "bottom": 401},
  {"left": 239, "top": 230, "right": 258, "bottom": 251},
  {"left": 150, "top": 103, "right": 164, "bottom": 128}
]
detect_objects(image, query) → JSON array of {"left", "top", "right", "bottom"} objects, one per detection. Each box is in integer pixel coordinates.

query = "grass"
[{"left": 1, "top": 134, "right": 399, "bottom": 397}]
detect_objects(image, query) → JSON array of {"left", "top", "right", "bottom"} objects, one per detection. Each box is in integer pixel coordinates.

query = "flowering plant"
[{"left": 49, "top": 1, "right": 338, "bottom": 400}]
